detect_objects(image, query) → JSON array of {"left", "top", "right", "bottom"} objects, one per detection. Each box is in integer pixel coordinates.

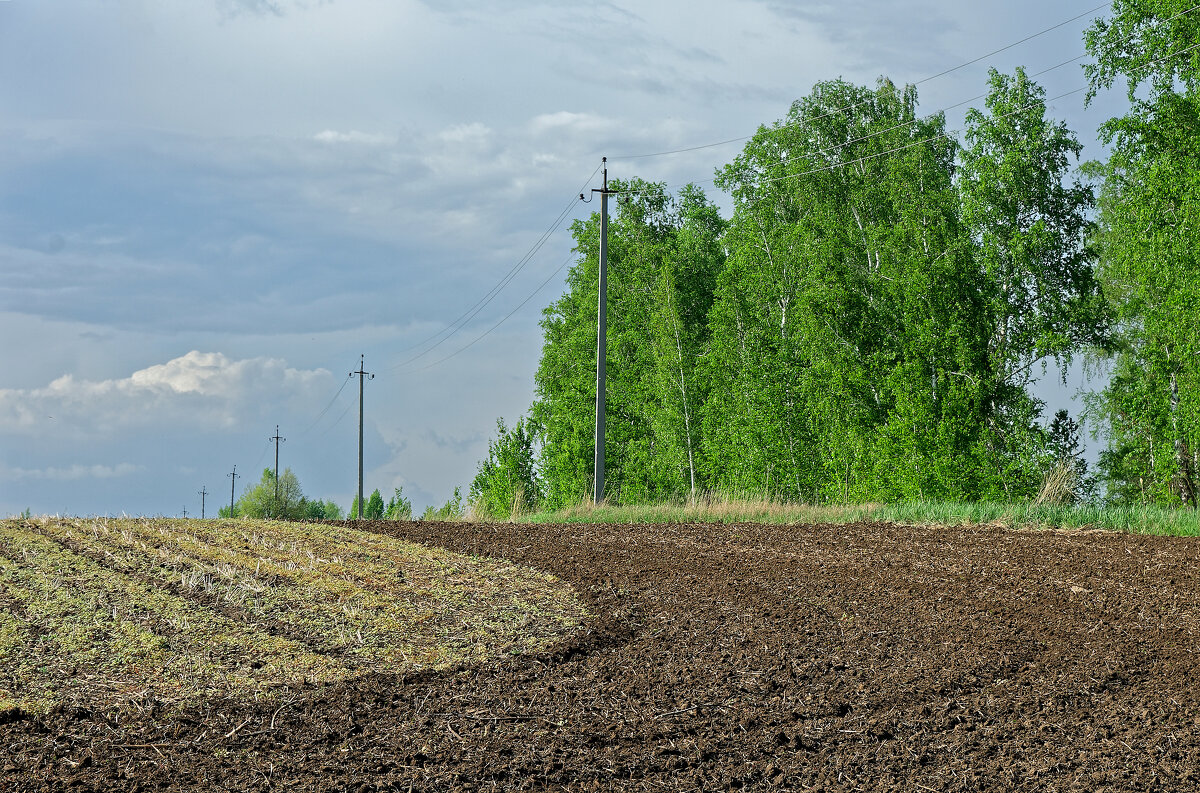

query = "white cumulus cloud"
[
  {"left": 313, "top": 130, "right": 398, "bottom": 145},
  {"left": 529, "top": 111, "right": 610, "bottom": 134},
  {"left": 0, "top": 351, "right": 331, "bottom": 437}
]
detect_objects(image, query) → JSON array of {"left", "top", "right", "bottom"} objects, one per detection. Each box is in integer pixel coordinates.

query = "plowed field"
[{"left": 5, "top": 519, "right": 1200, "bottom": 792}]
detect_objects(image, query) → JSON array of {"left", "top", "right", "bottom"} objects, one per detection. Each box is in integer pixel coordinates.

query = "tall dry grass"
[
  {"left": 527, "top": 492, "right": 882, "bottom": 526},
  {"left": 1033, "top": 460, "right": 1080, "bottom": 507}
]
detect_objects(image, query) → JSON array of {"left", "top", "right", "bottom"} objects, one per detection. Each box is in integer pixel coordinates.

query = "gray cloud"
[
  {"left": 744, "top": 0, "right": 968, "bottom": 88},
  {"left": 1, "top": 462, "right": 143, "bottom": 481},
  {"left": 215, "top": 0, "right": 330, "bottom": 18},
  {"left": 423, "top": 428, "right": 486, "bottom": 455}
]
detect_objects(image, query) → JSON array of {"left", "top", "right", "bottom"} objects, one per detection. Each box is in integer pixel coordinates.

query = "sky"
[{"left": 0, "top": 0, "right": 1131, "bottom": 517}]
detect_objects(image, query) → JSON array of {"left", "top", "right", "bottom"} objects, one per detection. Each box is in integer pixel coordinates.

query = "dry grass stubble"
[{"left": 0, "top": 517, "right": 587, "bottom": 717}]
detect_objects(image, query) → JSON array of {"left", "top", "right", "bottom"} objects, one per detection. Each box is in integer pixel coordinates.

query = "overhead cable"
[
  {"left": 389, "top": 161, "right": 604, "bottom": 370},
  {"left": 297, "top": 373, "right": 353, "bottom": 436},
  {"left": 611, "top": 2, "right": 1114, "bottom": 161},
  {"left": 413, "top": 250, "right": 578, "bottom": 373},
  {"left": 613, "top": 34, "right": 1200, "bottom": 201}
]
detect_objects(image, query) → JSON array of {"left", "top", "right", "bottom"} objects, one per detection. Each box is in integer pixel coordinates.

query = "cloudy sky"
[{"left": 0, "top": 0, "right": 1127, "bottom": 517}]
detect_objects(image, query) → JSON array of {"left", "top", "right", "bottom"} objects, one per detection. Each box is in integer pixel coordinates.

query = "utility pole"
[
  {"left": 351, "top": 355, "right": 374, "bottom": 519},
  {"left": 228, "top": 465, "right": 240, "bottom": 518},
  {"left": 591, "top": 157, "right": 612, "bottom": 504},
  {"left": 198, "top": 486, "right": 208, "bottom": 519},
  {"left": 270, "top": 425, "right": 286, "bottom": 517},
  {"left": 181, "top": 506, "right": 188, "bottom": 518}
]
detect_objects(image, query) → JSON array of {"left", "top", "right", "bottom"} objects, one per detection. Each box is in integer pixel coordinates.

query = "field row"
[{"left": 0, "top": 517, "right": 586, "bottom": 715}]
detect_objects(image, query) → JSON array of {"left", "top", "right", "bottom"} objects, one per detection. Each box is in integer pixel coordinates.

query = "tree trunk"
[{"left": 1170, "top": 371, "right": 1196, "bottom": 508}]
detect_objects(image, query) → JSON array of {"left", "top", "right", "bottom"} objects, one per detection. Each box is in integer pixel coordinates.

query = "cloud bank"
[{"left": 0, "top": 351, "right": 331, "bottom": 437}]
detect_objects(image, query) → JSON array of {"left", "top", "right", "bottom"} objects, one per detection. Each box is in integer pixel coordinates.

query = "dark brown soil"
[{"left": 5, "top": 519, "right": 1200, "bottom": 792}]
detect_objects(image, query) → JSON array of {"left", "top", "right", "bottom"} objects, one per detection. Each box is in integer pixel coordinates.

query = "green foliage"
[
  {"left": 958, "top": 67, "right": 1108, "bottom": 495},
  {"left": 512, "top": 72, "right": 1113, "bottom": 508},
  {"left": 531, "top": 181, "right": 725, "bottom": 506},
  {"left": 960, "top": 67, "right": 1107, "bottom": 383},
  {"left": 705, "top": 78, "right": 998, "bottom": 501},
  {"left": 365, "top": 489, "right": 385, "bottom": 520},
  {"left": 1084, "top": 1, "right": 1200, "bottom": 507},
  {"left": 385, "top": 487, "right": 412, "bottom": 520},
  {"left": 470, "top": 418, "right": 540, "bottom": 519},
  {"left": 420, "top": 487, "right": 465, "bottom": 521},
  {"left": 236, "top": 468, "right": 306, "bottom": 520},
  {"left": 301, "top": 498, "right": 344, "bottom": 521},
  {"left": 348, "top": 488, "right": 386, "bottom": 520}
]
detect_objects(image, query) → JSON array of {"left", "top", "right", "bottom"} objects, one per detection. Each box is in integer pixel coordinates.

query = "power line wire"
[
  {"left": 610, "top": 2, "right": 1114, "bottom": 160},
  {"left": 389, "top": 161, "right": 604, "bottom": 370},
  {"left": 315, "top": 401, "right": 355, "bottom": 440},
  {"left": 612, "top": 34, "right": 1200, "bottom": 201},
  {"left": 297, "top": 373, "right": 353, "bottom": 435},
  {"left": 412, "top": 249, "right": 578, "bottom": 373}
]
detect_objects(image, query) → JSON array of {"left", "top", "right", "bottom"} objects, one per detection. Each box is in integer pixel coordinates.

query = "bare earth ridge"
[{"left": 5, "top": 518, "right": 1200, "bottom": 791}]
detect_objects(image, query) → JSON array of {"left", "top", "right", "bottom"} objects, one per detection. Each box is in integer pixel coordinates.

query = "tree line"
[
  {"left": 218, "top": 467, "right": 462, "bottom": 521},
  {"left": 471, "top": 2, "right": 1200, "bottom": 514}
]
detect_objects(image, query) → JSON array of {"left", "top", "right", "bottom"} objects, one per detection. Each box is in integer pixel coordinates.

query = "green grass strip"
[{"left": 525, "top": 496, "right": 1200, "bottom": 536}]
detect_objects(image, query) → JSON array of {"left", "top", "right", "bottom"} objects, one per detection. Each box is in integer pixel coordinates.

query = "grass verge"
[
  {"left": 0, "top": 517, "right": 587, "bottom": 717},
  {"left": 525, "top": 495, "right": 1200, "bottom": 536}
]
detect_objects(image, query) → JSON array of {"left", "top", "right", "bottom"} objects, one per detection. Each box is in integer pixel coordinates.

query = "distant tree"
[
  {"left": 237, "top": 467, "right": 305, "bottom": 519},
  {"left": 470, "top": 417, "right": 540, "bottom": 519},
  {"left": 420, "top": 487, "right": 465, "bottom": 521},
  {"left": 384, "top": 487, "right": 412, "bottom": 520},
  {"left": 363, "top": 488, "right": 385, "bottom": 520},
  {"left": 706, "top": 78, "right": 998, "bottom": 502},
  {"left": 960, "top": 68, "right": 1107, "bottom": 397},
  {"left": 301, "top": 498, "right": 344, "bottom": 521}
]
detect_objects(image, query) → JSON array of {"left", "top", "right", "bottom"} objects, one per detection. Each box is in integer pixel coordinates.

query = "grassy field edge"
[{"left": 523, "top": 497, "right": 1200, "bottom": 537}]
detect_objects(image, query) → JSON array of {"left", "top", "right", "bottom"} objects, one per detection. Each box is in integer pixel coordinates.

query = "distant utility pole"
[
  {"left": 198, "top": 486, "right": 208, "bottom": 519},
  {"left": 181, "top": 506, "right": 188, "bottom": 518},
  {"left": 270, "top": 425, "right": 286, "bottom": 516},
  {"left": 228, "top": 465, "right": 240, "bottom": 518},
  {"left": 351, "top": 355, "right": 374, "bottom": 519},
  {"left": 590, "top": 157, "right": 613, "bottom": 504}
]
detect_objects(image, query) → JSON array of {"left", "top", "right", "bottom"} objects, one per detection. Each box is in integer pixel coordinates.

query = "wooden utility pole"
[
  {"left": 270, "top": 425, "right": 286, "bottom": 516},
  {"left": 591, "top": 158, "right": 612, "bottom": 504},
  {"left": 228, "top": 465, "right": 240, "bottom": 518},
  {"left": 198, "top": 486, "right": 208, "bottom": 519},
  {"left": 352, "top": 355, "right": 374, "bottom": 519}
]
